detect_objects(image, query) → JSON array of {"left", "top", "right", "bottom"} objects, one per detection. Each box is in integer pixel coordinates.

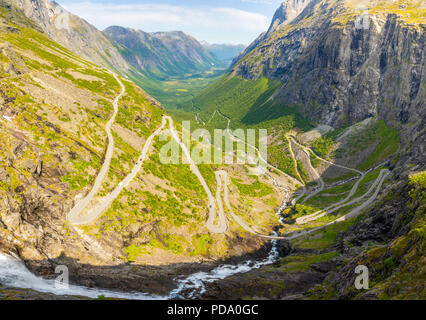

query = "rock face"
[
  {"left": 316, "top": 176, "right": 426, "bottom": 300},
  {"left": 232, "top": 0, "right": 314, "bottom": 66},
  {"left": 104, "top": 26, "right": 222, "bottom": 77},
  {"left": 266, "top": 0, "right": 313, "bottom": 35},
  {"left": 8, "top": 0, "right": 129, "bottom": 71},
  {"left": 231, "top": 0, "right": 425, "bottom": 136}
]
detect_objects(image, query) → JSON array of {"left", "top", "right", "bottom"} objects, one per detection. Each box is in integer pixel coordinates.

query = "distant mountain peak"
[{"left": 267, "top": 0, "right": 313, "bottom": 35}]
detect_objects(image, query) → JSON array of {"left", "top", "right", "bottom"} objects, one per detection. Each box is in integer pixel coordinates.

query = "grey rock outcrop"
[{"left": 231, "top": 1, "right": 425, "bottom": 136}]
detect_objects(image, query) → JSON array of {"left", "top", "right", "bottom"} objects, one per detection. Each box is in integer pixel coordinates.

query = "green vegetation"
[
  {"left": 309, "top": 150, "right": 322, "bottom": 168},
  {"left": 191, "top": 234, "right": 214, "bottom": 256},
  {"left": 317, "top": 181, "right": 354, "bottom": 196},
  {"left": 61, "top": 158, "right": 93, "bottom": 190},
  {"left": 311, "top": 137, "right": 334, "bottom": 159},
  {"left": 55, "top": 70, "right": 117, "bottom": 95},
  {"left": 357, "top": 121, "right": 400, "bottom": 170},
  {"left": 231, "top": 176, "right": 273, "bottom": 198},
  {"left": 297, "top": 160, "right": 310, "bottom": 184},
  {"left": 287, "top": 203, "right": 320, "bottom": 219},
  {"left": 269, "top": 140, "right": 298, "bottom": 178},
  {"left": 291, "top": 216, "right": 363, "bottom": 250},
  {"left": 304, "top": 166, "right": 385, "bottom": 209},
  {"left": 310, "top": 119, "right": 399, "bottom": 172},
  {"left": 186, "top": 75, "right": 312, "bottom": 131},
  {"left": 276, "top": 251, "right": 340, "bottom": 272},
  {"left": 127, "top": 66, "right": 227, "bottom": 111}
]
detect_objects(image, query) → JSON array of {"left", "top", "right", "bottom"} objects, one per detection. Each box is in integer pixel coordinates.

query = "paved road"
[
  {"left": 67, "top": 73, "right": 125, "bottom": 224},
  {"left": 287, "top": 136, "right": 369, "bottom": 225},
  {"left": 297, "top": 169, "right": 389, "bottom": 224},
  {"left": 68, "top": 116, "right": 168, "bottom": 225},
  {"left": 287, "top": 137, "right": 325, "bottom": 203},
  {"left": 216, "top": 170, "right": 285, "bottom": 240},
  {"left": 67, "top": 101, "right": 227, "bottom": 232},
  {"left": 215, "top": 169, "right": 389, "bottom": 241},
  {"left": 286, "top": 136, "right": 307, "bottom": 201},
  {"left": 282, "top": 169, "right": 390, "bottom": 240},
  {"left": 216, "top": 109, "right": 305, "bottom": 191},
  {"left": 208, "top": 114, "right": 390, "bottom": 240},
  {"left": 67, "top": 80, "right": 390, "bottom": 242},
  {"left": 289, "top": 136, "right": 363, "bottom": 175}
]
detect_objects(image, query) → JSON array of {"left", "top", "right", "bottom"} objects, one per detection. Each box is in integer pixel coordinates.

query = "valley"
[{"left": 0, "top": 0, "right": 424, "bottom": 301}]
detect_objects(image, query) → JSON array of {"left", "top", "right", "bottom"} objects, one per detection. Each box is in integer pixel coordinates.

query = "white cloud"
[
  {"left": 211, "top": 8, "right": 269, "bottom": 32},
  {"left": 61, "top": 2, "right": 270, "bottom": 44}
]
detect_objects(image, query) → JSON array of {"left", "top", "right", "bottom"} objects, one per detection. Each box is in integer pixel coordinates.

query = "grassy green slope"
[
  {"left": 127, "top": 66, "right": 227, "bottom": 111},
  {"left": 0, "top": 5, "right": 283, "bottom": 264}
]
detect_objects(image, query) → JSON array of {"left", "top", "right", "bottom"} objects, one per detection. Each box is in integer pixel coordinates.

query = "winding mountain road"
[
  {"left": 67, "top": 74, "right": 390, "bottom": 243},
  {"left": 217, "top": 170, "right": 285, "bottom": 240},
  {"left": 68, "top": 116, "right": 168, "bottom": 225},
  {"left": 286, "top": 136, "right": 307, "bottom": 201},
  {"left": 165, "top": 116, "right": 227, "bottom": 234},
  {"left": 214, "top": 168, "right": 390, "bottom": 241},
  {"left": 282, "top": 169, "right": 390, "bottom": 240},
  {"left": 288, "top": 137, "right": 325, "bottom": 203},
  {"left": 297, "top": 169, "right": 388, "bottom": 224},
  {"left": 287, "top": 136, "right": 370, "bottom": 224},
  {"left": 216, "top": 109, "right": 305, "bottom": 191},
  {"left": 213, "top": 109, "right": 391, "bottom": 239}
]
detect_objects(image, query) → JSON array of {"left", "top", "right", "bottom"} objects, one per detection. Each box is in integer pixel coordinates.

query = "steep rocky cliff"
[
  {"left": 266, "top": 0, "right": 313, "bottom": 35},
  {"left": 232, "top": 0, "right": 314, "bottom": 67},
  {"left": 232, "top": 0, "right": 425, "bottom": 134}
]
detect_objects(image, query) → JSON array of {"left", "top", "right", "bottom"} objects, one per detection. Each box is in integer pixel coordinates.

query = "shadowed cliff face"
[{"left": 231, "top": 0, "right": 425, "bottom": 136}]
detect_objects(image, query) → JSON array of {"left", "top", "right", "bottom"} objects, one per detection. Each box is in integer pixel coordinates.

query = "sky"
[{"left": 56, "top": 0, "right": 284, "bottom": 45}]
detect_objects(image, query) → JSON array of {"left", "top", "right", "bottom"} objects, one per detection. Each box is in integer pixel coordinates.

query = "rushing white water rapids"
[
  {"left": 0, "top": 190, "right": 286, "bottom": 300},
  {"left": 170, "top": 239, "right": 280, "bottom": 299}
]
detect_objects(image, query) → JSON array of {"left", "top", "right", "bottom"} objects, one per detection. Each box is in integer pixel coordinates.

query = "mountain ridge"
[
  {"left": 9, "top": 0, "right": 130, "bottom": 72},
  {"left": 104, "top": 25, "right": 222, "bottom": 78}
]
